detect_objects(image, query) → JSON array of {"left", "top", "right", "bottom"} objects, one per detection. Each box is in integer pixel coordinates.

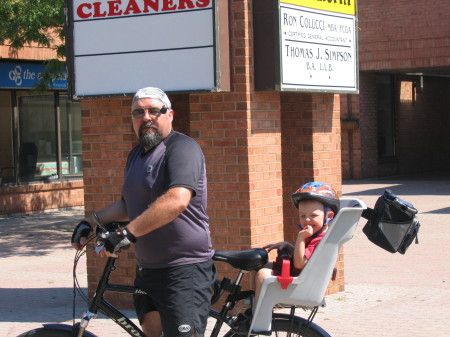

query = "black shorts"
[{"left": 133, "top": 259, "right": 216, "bottom": 337}]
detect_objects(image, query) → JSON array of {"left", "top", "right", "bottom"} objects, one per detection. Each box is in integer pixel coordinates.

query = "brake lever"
[
  {"left": 92, "top": 211, "right": 108, "bottom": 232},
  {"left": 92, "top": 211, "right": 111, "bottom": 254}
]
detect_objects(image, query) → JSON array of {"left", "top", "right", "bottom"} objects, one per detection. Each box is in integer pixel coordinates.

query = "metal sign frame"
[
  {"left": 278, "top": 0, "right": 359, "bottom": 93},
  {"left": 253, "top": 0, "right": 359, "bottom": 94},
  {"left": 67, "top": 0, "right": 229, "bottom": 98}
]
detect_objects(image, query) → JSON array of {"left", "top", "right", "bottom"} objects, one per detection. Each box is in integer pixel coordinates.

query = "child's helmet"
[{"left": 291, "top": 182, "right": 340, "bottom": 213}]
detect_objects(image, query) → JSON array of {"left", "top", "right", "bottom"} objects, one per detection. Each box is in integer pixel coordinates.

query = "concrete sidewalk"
[
  {"left": 1, "top": 171, "right": 449, "bottom": 336},
  {"left": 317, "top": 171, "right": 450, "bottom": 337}
]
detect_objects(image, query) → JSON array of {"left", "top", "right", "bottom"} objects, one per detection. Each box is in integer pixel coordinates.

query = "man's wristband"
[{"left": 123, "top": 227, "right": 136, "bottom": 243}]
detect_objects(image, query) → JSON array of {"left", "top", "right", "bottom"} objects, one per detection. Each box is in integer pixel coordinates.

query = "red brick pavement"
[{"left": 1, "top": 171, "right": 449, "bottom": 336}]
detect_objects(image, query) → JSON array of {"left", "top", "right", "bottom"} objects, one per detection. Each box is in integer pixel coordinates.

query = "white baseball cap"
[{"left": 132, "top": 87, "right": 171, "bottom": 109}]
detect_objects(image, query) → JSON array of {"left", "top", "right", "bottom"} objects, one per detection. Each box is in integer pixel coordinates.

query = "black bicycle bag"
[{"left": 361, "top": 189, "right": 420, "bottom": 254}]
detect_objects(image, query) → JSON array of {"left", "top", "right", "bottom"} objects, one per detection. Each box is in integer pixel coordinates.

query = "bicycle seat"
[{"left": 213, "top": 248, "right": 268, "bottom": 271}]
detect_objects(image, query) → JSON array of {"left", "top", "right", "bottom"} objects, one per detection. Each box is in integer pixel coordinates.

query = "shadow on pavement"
[
  {"left": 423, "top": 206, "right": 450, "bottom": 214},
  {"left": 0, "top": 209, "right": 83, "bottom": 258},
  {"left": 0, "top": 287, "right": 137, "bottom": 319},
  {"left": 0, "top": 287, "right": 88, "bottom": 323},
  {"left": 343, "top": 170, "right": 450, "bottom": 197}
]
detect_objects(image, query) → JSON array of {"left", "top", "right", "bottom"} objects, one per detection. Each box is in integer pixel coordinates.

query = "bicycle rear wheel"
[
  {"left": 268, "top": 314, "right": 331, "bottom": 337},
  {"left": 208, "top": 311, "right": 330, "bottom": 337}
]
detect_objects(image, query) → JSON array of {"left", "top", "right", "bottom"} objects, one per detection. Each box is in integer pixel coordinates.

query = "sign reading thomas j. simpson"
[{"left": 279, "top": 0, "right": 358, "bottom": 92}]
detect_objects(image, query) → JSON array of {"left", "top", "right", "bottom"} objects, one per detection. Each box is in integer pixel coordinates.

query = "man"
[{"left": 71, "top": 87, "right": 215, "bottom": 337}]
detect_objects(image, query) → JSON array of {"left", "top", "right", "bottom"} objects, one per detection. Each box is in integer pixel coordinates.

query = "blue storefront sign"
[{"left": 0, "top": 62, "right": 67, "bottom": 89}]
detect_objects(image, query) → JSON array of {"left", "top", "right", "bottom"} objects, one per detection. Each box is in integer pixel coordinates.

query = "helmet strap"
[
  {"left": 323, "top": 205, "right": 329, "bottom": 225},
  {"left": 308, "top": 205, "right": 331, "bottom": 241}
]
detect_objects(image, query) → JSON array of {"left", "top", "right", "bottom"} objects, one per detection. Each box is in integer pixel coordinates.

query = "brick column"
[
  {"left": 189, "top": 0, "right": 285, "bottom": 282},
  {"left": 81, "top": 97, "right": 134, "bottom": 308},
  {"left": 190, "top": 91, "right": 284, "bottom": 279},
  {"left": 340, "top": 93, "right": 362, "bottom": 180},
  {"left": 280, "top": 92, "right": 344, "bottom": 293}
]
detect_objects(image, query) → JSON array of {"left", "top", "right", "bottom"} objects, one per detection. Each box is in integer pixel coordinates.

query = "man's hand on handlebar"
[
  {"left": 71, "top": 220, "right": 92, "bottom": 250},
  {"left": 98, "top": 227, "right": 136, "bottom": 258},
  {"left": 71, "top": 218, "right": 137, "bottom": 258}
]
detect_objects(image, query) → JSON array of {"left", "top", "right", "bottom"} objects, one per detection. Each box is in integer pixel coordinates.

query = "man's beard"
[{"left": 139, "top": 123, "right": 163, "bottom": 149}]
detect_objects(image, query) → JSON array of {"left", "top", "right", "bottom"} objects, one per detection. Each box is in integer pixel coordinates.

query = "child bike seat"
[{"left": 249, "top": 198, "right": 367, "bottom": 336}]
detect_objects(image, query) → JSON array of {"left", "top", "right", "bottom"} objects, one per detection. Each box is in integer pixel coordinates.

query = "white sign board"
[
  {"left": 279, "top": 1, "right": 358, "bottom": 92},
  {"left": 70, "top": 0, "right": 218, "bottom": 97}
]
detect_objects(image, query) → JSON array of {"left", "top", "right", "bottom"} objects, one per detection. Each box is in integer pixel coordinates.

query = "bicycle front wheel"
[
  {"left": 207, "top": 312, "right": 331, "bottom": 337},
  {"left": 17, "top": 324, "right": 96, "bottom": 337}
]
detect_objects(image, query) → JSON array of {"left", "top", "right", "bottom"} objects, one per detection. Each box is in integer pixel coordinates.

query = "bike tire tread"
[{"left": 16, "top": 327, "right": 92, "bottom": 337}]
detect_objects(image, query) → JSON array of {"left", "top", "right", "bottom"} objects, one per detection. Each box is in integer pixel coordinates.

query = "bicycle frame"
[
  {"left": 73, "top": 246, "right": 330, "bottom": 337},
  {"left": 208, "top": 270, "right": 248, "bottom": 337},
  {"left": 77, "top": 252, "right": 254, "bottom": 337},
  {"left": 79, "top": 256, "right": 247, "bottom": 337},
  {"left": 78, "top": 257, "right": 147, "bottom": 337}
]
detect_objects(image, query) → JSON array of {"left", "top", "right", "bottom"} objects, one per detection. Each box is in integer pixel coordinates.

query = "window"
[
  {"left": 60, "top": 96, "right": 83, "bottom": 174},
  {"left": 0, "top": 90, "right": 82, "bottom": 185},
  {"left": 376, "top": 74, "right": 396, "bottom": 158}
]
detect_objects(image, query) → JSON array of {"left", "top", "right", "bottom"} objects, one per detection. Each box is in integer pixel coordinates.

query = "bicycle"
[{"left": 18, "top": 197, "right": 366, "bottom": 337}]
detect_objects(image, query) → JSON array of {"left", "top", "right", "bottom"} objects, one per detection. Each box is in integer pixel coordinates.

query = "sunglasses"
[{"left": 131, "top": 107, "right": 168, "bottom": 119}]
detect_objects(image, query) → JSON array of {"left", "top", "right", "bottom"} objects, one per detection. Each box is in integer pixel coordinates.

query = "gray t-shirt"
[{"left": 122, "top": 131, "right": 213, "bottom": 268}]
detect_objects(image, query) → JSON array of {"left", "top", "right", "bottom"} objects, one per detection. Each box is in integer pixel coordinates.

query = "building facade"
[
  {"left": 2, "top": 0, "right": 448, "bottom": 308},
  {"left": 341, "top": 0, "right": 450, "bottom": 179},
  {"left": 0, "top": 43, "right": 84, "bottom": 214}
]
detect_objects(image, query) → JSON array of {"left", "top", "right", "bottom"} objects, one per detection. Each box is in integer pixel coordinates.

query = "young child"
[{"left": 234, "top": 182, "right": 340, "bottom": 332}]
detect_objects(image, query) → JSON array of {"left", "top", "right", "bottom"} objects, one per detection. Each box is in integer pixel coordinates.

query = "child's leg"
[
  {"left": 233, "top": 264, "right": 274, "bottom": 332},
  {"left": 252, "top": 263, "right": 273, "bottom": 309}
]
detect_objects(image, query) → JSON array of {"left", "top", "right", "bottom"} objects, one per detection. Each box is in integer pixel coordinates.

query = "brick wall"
[
  {"left": 358, "top": 0, "right": 450, "bottom": 71},
  {"left": 80, "top": 97, "right": 132, "bottom": 306},
  {"left": 344, "top": 72, "right": 378, "bottom": 179},
  {"left": 340, "top": 94, "right": 361, "bottom": 179},
  {"left": 340, "top": 0, "right": 450, "bottom": 180},
  {"left": 0, "top": 180, "right": 84, "bottom": 214},
  {"left": 359, "top": 73, "right": 377, "bottom": 178},
  {"left": 348, "top": 0, "right": 450, "bottom": 179},
  {"left": 0, "top": 42, "right": 59, "bottom": 60}
]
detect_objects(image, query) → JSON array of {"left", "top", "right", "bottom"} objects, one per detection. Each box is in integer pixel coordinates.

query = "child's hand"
[{"left": 299, "top": 225, "right": 314, "bottom": 238}]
